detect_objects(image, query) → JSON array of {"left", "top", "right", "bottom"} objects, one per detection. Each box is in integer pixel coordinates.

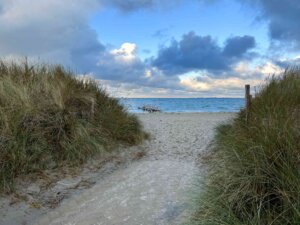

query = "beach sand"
[{"left": 0, "top": 113, "right": 235, "bottom": 225}]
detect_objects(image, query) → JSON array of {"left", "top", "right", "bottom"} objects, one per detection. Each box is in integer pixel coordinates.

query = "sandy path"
[{"left": 33, "top": 113, "right": 234, "bottom": 225}]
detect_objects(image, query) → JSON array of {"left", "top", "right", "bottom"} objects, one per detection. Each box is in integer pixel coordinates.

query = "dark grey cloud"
[
  {"left": 95, "top": 47, "right": 182, "bottom": 91},
  {"left": 102, "top": 0, "right": 222, "bottom": 12},
  {"left": 70, "top": 34, "right": 105, "bottom": 72},
  {"left": 241, "top": 0, "right": 300, "bottom": 48},
  {"left": 152, "top": 32, "right": 256, "bottom": 76},
  {"left": 97, "top": 53, "right": 146, "bottom": 82},
  {"left": 274, "top": 58, "right": 300, "bottom": 69},
  {"left": 102, "top": 0, "right": 185, "bottom": 12},
  {"left": 259, "top": 0, "right": 300, "bottom": 43},
  {"left": 152, "top": 33, "right": 227, "bottom": 75},
  {"left": 0, "top": 0, "right": 104, "bottom": 70},
  {"left": 103, "top": 0, "right": 154, "bottom": 11},
  {"left": 223, "top": 35, "right": 255, "bottom": 57}
]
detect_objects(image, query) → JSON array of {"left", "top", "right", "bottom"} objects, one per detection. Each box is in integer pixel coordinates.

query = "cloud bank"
[
  {"left": 241, "top": 0, "right": 300, "bottom": 49},
  {"left": 0, "top": 0, "right": 106, "bottom": 69},
  {"left": 0, "top": 0, "right": 297, "bottom": 97},
  {"left": 152, "top": 32, "right": 256, "bottom": 76}
]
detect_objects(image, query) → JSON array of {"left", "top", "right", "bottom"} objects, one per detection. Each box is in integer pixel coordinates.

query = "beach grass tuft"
[
  {"left": 0, "top": 60, "right": 146, "bottom": 192},
  {"left": 190, "top": 69, "right": 300, "bottom": 225}
]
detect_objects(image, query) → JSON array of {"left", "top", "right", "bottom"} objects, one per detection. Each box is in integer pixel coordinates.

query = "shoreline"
[{"left": 132, "top": 111, "right": 238, "bottom": 114}]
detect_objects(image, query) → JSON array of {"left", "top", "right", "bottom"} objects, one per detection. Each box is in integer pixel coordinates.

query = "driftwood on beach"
[{"left": 138, "top": 105, "right": 161, "bottom": 113}]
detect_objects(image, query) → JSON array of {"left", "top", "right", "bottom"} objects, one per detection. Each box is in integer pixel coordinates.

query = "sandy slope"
[{"left": 0, "top": 113, "right": 235, "bottom": 225}]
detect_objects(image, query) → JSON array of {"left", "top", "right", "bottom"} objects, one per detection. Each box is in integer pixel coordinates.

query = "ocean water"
[{"left": 119, "top": 98, "right": 244, "bottom": 113}]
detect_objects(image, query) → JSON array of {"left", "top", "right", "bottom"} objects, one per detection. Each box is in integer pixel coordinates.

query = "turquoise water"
[{"left": 119, "top": 98, "right": 244, "bottom": 113}]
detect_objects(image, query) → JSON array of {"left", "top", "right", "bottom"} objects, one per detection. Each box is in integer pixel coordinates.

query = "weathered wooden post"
[{"left": 245, "top": 84, "right": 251, "bottom": 122}]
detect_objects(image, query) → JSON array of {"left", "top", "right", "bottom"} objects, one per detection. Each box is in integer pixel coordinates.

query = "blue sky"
[
  {"left": 0, "top": 0, "right": 299, "bottom": 97},
  {"left": 90, "top": 0, "right": 269, "bottom": 59}
]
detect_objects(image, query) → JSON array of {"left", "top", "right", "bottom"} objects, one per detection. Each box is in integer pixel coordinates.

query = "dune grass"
[
  {"left": 190, "top": 69, "right": 300, "bottom": 225},
  {"left": 0, "top": 60, "right": 146, "bottom": 192}
]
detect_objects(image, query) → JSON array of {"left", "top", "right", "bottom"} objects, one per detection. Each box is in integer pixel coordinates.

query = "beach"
[{"left": 0, "top": 112, "right": 235, "bottom": 225}]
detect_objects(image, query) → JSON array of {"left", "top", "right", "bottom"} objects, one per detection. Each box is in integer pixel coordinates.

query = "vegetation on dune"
[
  {"left": 191, "top": 69, "right": 300, "bottom": 225},
  {"left": 0, "top": 60, "right": 146, "bottom": 192}
]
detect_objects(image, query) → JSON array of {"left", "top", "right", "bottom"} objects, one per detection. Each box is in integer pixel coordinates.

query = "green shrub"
[
  {"left": 0, "top": 60, "right": 146, "bottom": 192},
  {"left": 191, "top": 69, "right": 300, "bottom": 225}
]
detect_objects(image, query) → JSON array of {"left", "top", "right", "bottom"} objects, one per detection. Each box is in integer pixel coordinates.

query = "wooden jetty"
[{"left": 138, "top": 105, "right": 161, "bottom": 113}]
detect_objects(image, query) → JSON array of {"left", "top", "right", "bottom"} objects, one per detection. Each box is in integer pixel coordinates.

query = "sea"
[{"left": 119, "top": 98, "right": 244, "bottom": 113}]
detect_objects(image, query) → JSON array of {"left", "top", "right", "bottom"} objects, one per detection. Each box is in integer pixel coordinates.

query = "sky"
[{"left": 0, "top": 0, "right": 299, "bottom": 98}]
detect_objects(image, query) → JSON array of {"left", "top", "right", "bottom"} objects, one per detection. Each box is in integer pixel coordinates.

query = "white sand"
[{"left": 0, "top": 113, "right": 235, "bottom": 225}]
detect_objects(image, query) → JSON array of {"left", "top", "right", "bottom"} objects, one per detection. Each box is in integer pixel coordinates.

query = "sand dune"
[{"left": 1, "top": 113, "right": 234, "bottom": 225}]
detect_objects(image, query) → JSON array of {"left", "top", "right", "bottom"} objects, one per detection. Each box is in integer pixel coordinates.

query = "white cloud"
[
  {"left": 258, "top": 62, "right": 284, "bottom": 75},
  {"left": 144, "top": 69, "right": 152, "bottom": 78},
  {"left": 179, "top": 61, "right": 285, "bottom": 97},
  {"left": 233, "top": 61, "right": 284, "bottom": 78},
  {"left": 180, "top": 75, "right": 260, "bottom": 91},
  {"left": 110, "top": 43, "right": 138, "bottom": 63}
]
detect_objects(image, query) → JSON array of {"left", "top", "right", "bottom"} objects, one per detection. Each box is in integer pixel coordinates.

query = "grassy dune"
[
  {"left": 191, "top": 70, "right": 300, "bottom": 225},
  {"left": 0, "top": 60, "right": 146, "bottom": 192}
]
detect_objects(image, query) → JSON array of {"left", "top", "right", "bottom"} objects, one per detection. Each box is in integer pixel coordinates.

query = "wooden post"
[{"left": 245, "top": 84, "right": 251, "bottom": 122}]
